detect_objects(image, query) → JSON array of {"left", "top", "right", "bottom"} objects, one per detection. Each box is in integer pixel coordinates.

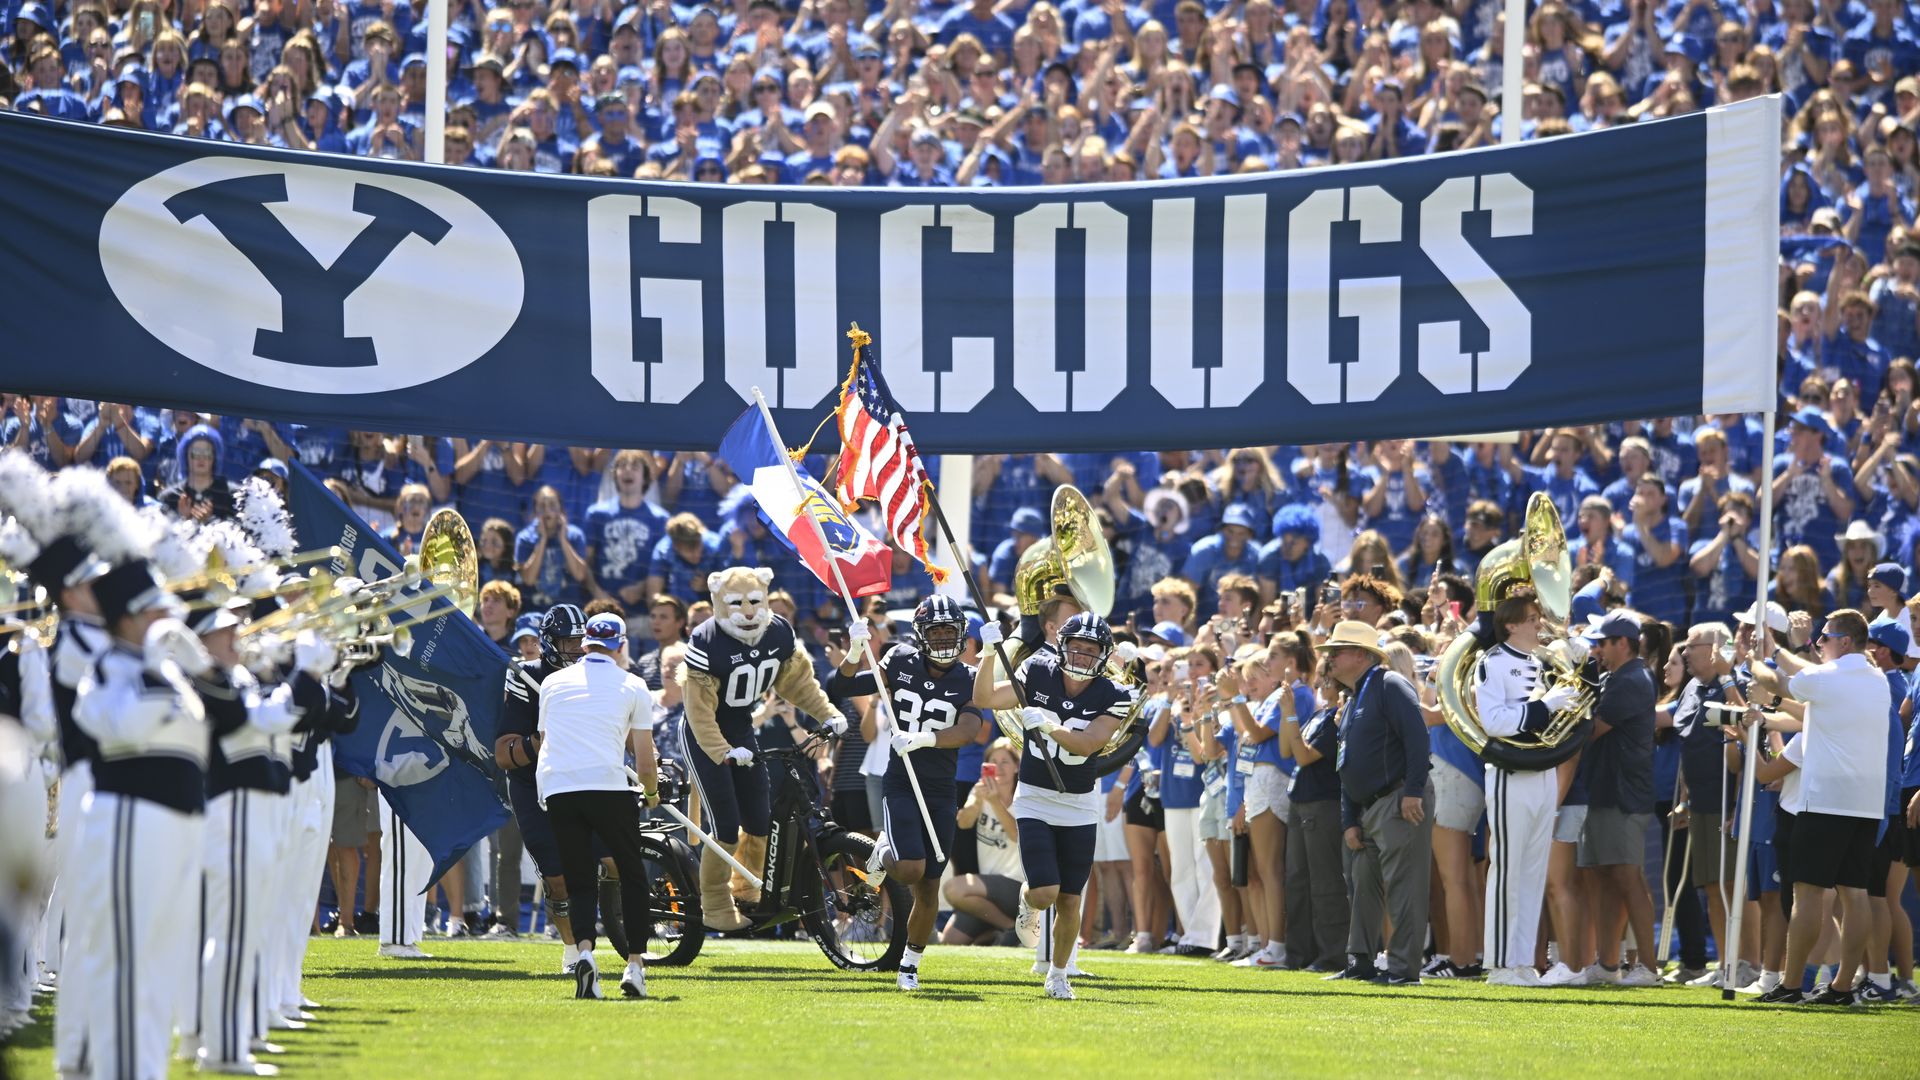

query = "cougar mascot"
[{"left": 679, "top": 567, "right": 846, "bottom": 930}]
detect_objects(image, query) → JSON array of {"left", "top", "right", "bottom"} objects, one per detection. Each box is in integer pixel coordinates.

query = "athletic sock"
[
  {"left": 1868, "top": 971, "right": 1892, "bottom": 990},
  {"left": 903, "top": 946, "right": 924, "bottom": 969},
  {"left": 1802, "top": 965, "right": 1823, "bottom": 992},
  {"left": 563, "top": 942, "right": 580, "bottom": 968},
  {"left": 1261, "top": 941, "right": 1284, "bottom": 960},
  {"left": 1132, "top": 932, "right": 1152, "bottom": 950},
  {"left": 1756, "top": 970, "right": 1782, "bottom": 992},
  {"left": 1048, "top": 964, "right": 1067, "bottom": 980},
  {"left": 1226, "top": 935, "right": 1245, "bottom": 951}
]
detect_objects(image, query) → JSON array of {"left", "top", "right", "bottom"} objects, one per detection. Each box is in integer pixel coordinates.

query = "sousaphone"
[{"left": 996, "top": 485, "right": 1148, "bottom": 777}]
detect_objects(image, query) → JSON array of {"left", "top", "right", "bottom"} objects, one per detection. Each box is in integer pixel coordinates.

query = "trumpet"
[{"left": 168, "top": 544, "right": 347, "bottom": 605}]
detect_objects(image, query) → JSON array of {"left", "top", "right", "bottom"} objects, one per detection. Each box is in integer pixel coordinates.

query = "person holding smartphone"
[{"left": 941, "top": 741, "right": 1025, "bottom": 945}]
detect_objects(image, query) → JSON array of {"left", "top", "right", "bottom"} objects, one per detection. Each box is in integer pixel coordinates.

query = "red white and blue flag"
[
  {"left": 717, "top": 405, "right": 893, "bottom": 599},
  {"left": 833, "top": 336, "right": 947, "bottom": 584}
]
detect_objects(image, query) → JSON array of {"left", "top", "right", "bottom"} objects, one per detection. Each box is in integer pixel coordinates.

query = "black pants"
[
  {"left": 950, "top": 780, "right": 980, "bottom": 876},
  {"left": 546, "top": 789, "right": 653, "bottom": 959}
]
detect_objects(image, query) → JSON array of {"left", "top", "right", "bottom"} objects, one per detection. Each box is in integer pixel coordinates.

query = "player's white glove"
[
  {"left": 145, "top": 618, "right": 212, "bottom": 677},
  {"left": 294, "top": 629, "right": 338, "bottom": 678},
  {"left": 1114, "top": 641, "right": 1139, "bottom": 665},
  {"left": 1020, "top": 706, "right": 1052, "bottom": 731},
  {"left": 890, "top": 729, "right": 935, "bottom": 754},
  {"left": 1540, "top": 684, "right": 1580, "bottom": 714},
  {"left": 821, "top": 710, "right": 848, "bottom": 736},
  {"left": 978, "top": 621, "right": 1004, "bottom": 647},
  {"left": 847, "top": 618, "right": 872, "bottom": 648},
  {"left": 724, "top": 746, "right": 755, "bottom": 767}
]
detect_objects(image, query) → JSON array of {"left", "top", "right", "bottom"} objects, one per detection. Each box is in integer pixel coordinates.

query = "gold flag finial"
[{"left": 846, "top": 322, "right": 871, "bottom": 351}]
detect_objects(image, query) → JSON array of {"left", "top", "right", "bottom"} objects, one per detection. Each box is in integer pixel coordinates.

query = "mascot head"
[{"left": 708, "top": 566, "right": 776, "bottom": 645}]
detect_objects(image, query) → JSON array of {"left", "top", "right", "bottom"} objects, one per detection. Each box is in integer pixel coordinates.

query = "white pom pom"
[
  {"left": 149, "top": 519, "right": 210, "bottom": 583},
  {"left": 0, "top": 451, "right": 53, "bottom": 541},
  {"left": 235, "top": 477, "right": 296, "bottom": 558},
  {"left": 49, "top": 467, "right": 152, "bottom": 563},
  {"left": 0, "top": 519, "right": 41, "bottom": 569}
]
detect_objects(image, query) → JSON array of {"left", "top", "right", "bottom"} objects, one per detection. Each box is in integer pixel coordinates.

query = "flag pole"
[
  {"left": 1722, "top": 403, "right": 1774, "bottom": 1000},
  {"left": 749, "top": 386, "right": 943, "bottom": 863}
]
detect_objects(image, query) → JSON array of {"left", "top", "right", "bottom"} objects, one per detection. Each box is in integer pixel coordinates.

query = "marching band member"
[
  {"left": 973, "top": 611, "right": 1138, "bottom": 1001},
  {"left": 67, "top": 553, "right": 211, "bottom": 1080},
  {"left": 831, "top": 595, "right": 985, "bottom": 992},
  {"left": 1473, "top": 587, "right": 1583, "bottom": 987}
]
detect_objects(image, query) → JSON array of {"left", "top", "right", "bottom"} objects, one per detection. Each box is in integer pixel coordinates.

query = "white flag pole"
[
  {"left": 749, "top": 387, "right": 944, "bottom": 863},
  {"left": 423, "top": 0, "right": 448, "bottom": 165}
]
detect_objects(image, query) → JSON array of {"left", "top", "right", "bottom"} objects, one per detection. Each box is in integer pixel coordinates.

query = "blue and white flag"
[
  {"left": 283, "top": 462, "right": 510, "bottom": 883},
  {"left": 0, "top": 100, "right": 1778, "bottom": 451}
]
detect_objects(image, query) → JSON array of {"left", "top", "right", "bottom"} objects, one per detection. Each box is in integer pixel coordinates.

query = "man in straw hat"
[{"left": 1316, "top": 620, "right": 1432, "bottom": 985}]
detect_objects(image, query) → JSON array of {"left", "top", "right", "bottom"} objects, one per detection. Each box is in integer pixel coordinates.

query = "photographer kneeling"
[{"left": 537, "top": 613, "right": 662, "bottom": 1001}]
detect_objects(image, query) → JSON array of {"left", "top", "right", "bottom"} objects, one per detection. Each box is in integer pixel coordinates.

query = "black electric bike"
[{"left": 667, "top": 728, "right": 911, "bottom": 972}]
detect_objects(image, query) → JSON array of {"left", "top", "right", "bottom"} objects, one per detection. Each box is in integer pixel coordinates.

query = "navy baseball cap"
[
  {"left": 583, "top": 612, "right": 627, "bottom": 651},
  {"left": 1585, "top": 610, "right": 1641, "bottom": 644},
  {"left": 549, "top": 48, "right": 581, "bottom": 70},
  {"left": 510, "top": 624, "right": 540, "bottom": 645},
  {"left": 964, "top": 611, "right": 985, "bottom": 644},
  {"left": 1010, "top": 507, "right": 1047, "bottom": 536},
  {"left": 854, "top": 42, "right": 883, "bottom": 60},
  {"left": 1871, "top": 561, "right": 1908, "bottom": 594},
  {"left": 1789, "top": 406, "right": 1831, "bottom": 437},
  {"left": 401, "top": 52, "right": 427, "bottom": 72},
  {"left": 253, "top": 457, "right": 288, "bottom": 480},
  {"left": 1870, "top": 616, "right": 1910, "bottom": 656},
  {"left": 1147, "top": 620, "right": 1188, "bottom": 647}
]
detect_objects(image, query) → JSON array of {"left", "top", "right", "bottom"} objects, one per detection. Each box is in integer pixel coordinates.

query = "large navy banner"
[
  {"left": 0, "top": 99, "right": 1777, "bottom": 452},
  {"left": 284, "top": 462, "right": 510, "bottom": 883}
]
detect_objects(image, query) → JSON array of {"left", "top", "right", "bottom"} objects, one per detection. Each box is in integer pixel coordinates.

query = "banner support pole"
[{"left": 424, "top": 0, "right": 448, "bottom": 165}]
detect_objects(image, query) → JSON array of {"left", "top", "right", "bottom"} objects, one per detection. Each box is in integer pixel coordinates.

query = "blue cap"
[
  {"left": 688, "top": 68, "right": 721, "bottom": 89},
  {"left": 854, "top": 42, "right": 883, "bottom": 60},
  {"left": 1148, "top": 620, "right": 1188, "bottom": 647},
  {"left": 223, "top": 94, "right": 264, "bottom": 124},
  {"left": 14, "top": 2, "right": 52, "bottom": 30},
  {"left": 615, "top": 6, "right": 644, "bottom": 31},
  {"left": 1872, "top": 562, "right": 1908, "bottom": 594},
  {"left": 616, "top": 64, "right": 646, "bottom": 86},
  {"left": 401, "top": 52, "right": 427, "bottom": 72},
  {"left": 1208, "top": 84, "right": 1239, "bottom": 106},
  {"left": 1010, "top": 507, "right": 1047, "bottom": 536},
  {"left": 548, "top": 48, "right": 581, "bottom": 70},
  {"left": 116, "top": 64, "right": 148, "bottom": 88},
  {"left": 253, "top": 457, "right": 288, "bottom": 480},
  {"left": 1221, "top": 503, "right": 1260, "bottom": 532},
  {"left": 510, "top": 625, "right": 540, "bottom": 644},
  {"left": 583, "top": 612, "right": 627, "bottom": 650},
  {"left": 1871, "top": 617, "right": 1911, "bottom": 655},
  {"left": 515, "top": 612, "right": 543, "bottom": 631},
  {"left": 1789, "top": 406, "right": 1831, "bottom": 437},
  {"left": 964, "top": 612, "right": 985, "bottom": 644},
  {"left": 1275, "top": 110, "right": 1304, "bottom": 128},
  {"left": 1584, "top": 610, "right": 1641, "bottom": 644}
]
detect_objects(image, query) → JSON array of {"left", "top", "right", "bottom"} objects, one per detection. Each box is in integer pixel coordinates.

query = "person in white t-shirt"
[
  {"left": 537, "top": 613, "right": 662, "bottom": 1001},
  {"left": 941, "top": 740, "right": 1025, "bottom": 944},
  {"left": 1748, "top": 608, "right": 1891, "bottom": 1005}
]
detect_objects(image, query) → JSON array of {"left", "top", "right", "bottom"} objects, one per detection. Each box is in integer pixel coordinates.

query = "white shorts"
[
  {"left": 1094, "top": 809, "right": 1128, "bottom": 862},
  {"left": 1245, "top": 763, "right": 1291, "bottom": 821},
  {"left": 1431, "top": 756, "right": 1487, "bottom": 834}
]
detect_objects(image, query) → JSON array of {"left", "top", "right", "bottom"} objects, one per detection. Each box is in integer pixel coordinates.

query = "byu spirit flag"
[
  {"left": 282, "top": 462, "right": 511, "bottom": 884},
  {"left": 0, "top": 100, "right": 1777, "bottom": 451},
  {"left": 716, "top": 405, "right": 893, "bottom": 598}
]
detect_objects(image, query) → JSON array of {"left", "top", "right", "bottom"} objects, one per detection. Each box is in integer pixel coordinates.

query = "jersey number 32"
[{"left": 893, "top": 688, "right": 957, "bottom": 735}]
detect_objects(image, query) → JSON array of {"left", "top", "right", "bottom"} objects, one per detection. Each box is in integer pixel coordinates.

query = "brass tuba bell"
[
  {"left": 1435, "top": 492, "right": 1598, "bottom": 772},
  {"left": 995, "top": 486, "right": 1146, "bottom": 776}
]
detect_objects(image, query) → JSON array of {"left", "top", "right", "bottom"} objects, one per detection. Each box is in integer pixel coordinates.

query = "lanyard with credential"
[{"left": 1334, "top": 667, "right": 1380, "bottom": 771}]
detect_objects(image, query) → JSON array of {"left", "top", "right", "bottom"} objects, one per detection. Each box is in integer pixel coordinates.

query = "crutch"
[{"left": 1655, "top": 769, "right": 1693, "bottom": 969}]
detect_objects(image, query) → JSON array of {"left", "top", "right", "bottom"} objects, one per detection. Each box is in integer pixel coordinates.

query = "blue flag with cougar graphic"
[
  {"left": 0, "top": 104, "right": 1780, "bottom": 452},
  {"left": 282, "top": 462, "right": 511, "bottom": 886}
]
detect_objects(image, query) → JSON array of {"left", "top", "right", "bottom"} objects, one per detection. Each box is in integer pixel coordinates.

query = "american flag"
[{"left": 833, "top": 332, "right": 947, "bottom": 584}]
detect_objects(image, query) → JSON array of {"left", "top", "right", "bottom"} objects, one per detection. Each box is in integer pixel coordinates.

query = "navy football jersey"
[
  {"left": 1016, "top": 647, "right": 1136, "bottom": 795},
  {"left": 500, "top": 657, "right": 559, "bottom": 782},
  {"left": 836, "top": 643, "right": 979, "bottom": 795},
  {"left": 684, "top": 615, "right": 799, "bottom": 741}
]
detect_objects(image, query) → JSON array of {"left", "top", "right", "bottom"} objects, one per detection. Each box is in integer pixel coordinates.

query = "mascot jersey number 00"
[{"left": 679, "top": 567, "right": 845, "bottom": 930}]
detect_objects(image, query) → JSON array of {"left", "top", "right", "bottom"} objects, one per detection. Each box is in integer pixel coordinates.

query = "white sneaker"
[
  {"left": 897, "top": 964, "right": 919, "bottom": 991},
  {"left": 1230, "top": 953, "right": 1258, "bottom": 968},
  {"left": 1013, "top": 895, "right": 1040, "bottom": 949},
  {"left": 1486, "top": 966, "right": 1546, "bottom": 987},
  {"left": 864, "top": 833, "right": 890, "bottom": 891},
  {"left": 1618, "top": 964, "right": 1662, "bottom": 988},
  {"left": 265, "top": 1014, "right": 306, "bottom": 1031},
  {"left": 248, "top": 1040, "right": 286, "bottom": 1056},
  {"left": 1252, "top": 947, "right": 1288, "bottom": 970},
  {"left": 1580, "top": 963, "right": 1619, "bottom": 985},
  {"left": 199, "top": 1057, "right": 280, "bottom": 1076},
  {"left": 1735, "top": 971, "right": 1781, "bottom": 996},
  {"left": 573, "top": 955, "right": 603, "bottom": 1000},
  {"left": 1539, "top": 963, "right": 1589, "bottom": 986},
  {"left": 1123, "top": 933, "right": 1154, "bottom": 955},
  {"left": 619, "top": 962, "right": 647, "bottom": 1000},
  {"left": 377, "top": 944, "right": 429, "bottom": 959},
  {"left": 1686, "top": 968, "right": 1724, "bottom": 988},
  {"left": 1044, "top": 973, "right": 1075, "bottom": 1000}
]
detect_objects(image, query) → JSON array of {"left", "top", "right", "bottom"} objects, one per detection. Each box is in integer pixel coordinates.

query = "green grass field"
[{"left": 7, "top": 938, "right": 1918, "bottom": 1078}]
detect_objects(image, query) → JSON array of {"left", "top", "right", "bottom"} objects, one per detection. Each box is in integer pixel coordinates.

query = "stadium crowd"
[{"left": 3, "top": 0, "right": 1920, "bottom": 1007}]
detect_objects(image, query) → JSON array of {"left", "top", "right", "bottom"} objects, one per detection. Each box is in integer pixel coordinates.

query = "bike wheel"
[
  {"left": 803, "top": 829, "right": 908, "bottom": 972},
  {"left": 634, "top": 834, "right": 704, "bottom": 967}
]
